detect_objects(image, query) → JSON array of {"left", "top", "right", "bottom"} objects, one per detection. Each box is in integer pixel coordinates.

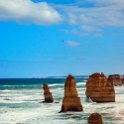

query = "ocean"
[{"left": 0, "top": 77, "right": 124, "bottom": 124}]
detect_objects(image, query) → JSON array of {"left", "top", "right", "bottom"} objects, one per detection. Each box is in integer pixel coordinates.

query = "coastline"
[{"left": 0, "top": 77, "right": 124, "bottom": 124}]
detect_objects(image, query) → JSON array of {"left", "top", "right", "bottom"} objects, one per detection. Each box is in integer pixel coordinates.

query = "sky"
[{"left": 0, "top": 0, "right": 124, "bottom": 78}]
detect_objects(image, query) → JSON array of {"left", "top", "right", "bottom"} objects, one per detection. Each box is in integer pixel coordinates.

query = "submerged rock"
[
  {"left": 107, "top": 74, "right": 122, "bottom": 86},
  {"left": 43, "top": 84, "right": 53, "bottom": 103},
  {"left": 88, "top": 113, "right": 103, "bottom": 124},
  {"left": 86, "top": 73, "right": 115, "bottom": 102},
  {"left": 60, "top": 75, "right": 83, "bottom": 112}
]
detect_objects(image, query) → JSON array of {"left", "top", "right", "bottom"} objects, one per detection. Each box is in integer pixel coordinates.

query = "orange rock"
[
  {"left": 108, "top": 74, "right": 122, "bottom": 86},
  {"left": 86, "top": 73, "right": 115, "bottom": 102},
  {"left": 60, "top": 75, "right": 83, "bottom": 112},
  {"left": 88, "top": 113, "right": 103, "bottom": 124},
  {"left": 43, "top": 84, "right": 53, "bottom": 103}
]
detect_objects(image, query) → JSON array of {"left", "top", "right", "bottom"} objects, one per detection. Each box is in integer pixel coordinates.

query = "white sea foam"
[
  {"left": 49, "top": 83, "right": 63, "bottom": 86},
  {"left": 0, "top": 85, "right": 124, "bottom": 124}
]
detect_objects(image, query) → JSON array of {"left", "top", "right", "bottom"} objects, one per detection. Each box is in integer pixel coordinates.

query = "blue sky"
[{"left": 0, "top": 0, "right": 124, "bottom": 78}]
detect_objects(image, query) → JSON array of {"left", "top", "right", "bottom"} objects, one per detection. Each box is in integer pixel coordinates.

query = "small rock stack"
[
  {"left": 86, "top": 73, "right": 115, "bottom": 102},
  {"left": 43, "top": 84, "right": 53, "bottom": 103},
  {"left": 107, "top": 74, "right": 122, "bottom": 86},
  {"left": 60, "top": 75, "right": 83, "bottom": 112},
  {"left": 88, "top": 113, "right": 103, "bottom": 124}
]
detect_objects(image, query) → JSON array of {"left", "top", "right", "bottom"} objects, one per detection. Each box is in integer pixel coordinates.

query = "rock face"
[
  {"left": 60, "top": 75, "right": 83, "bottom": 112},
  {"left": 88, "top": 113, "right": 103, "bottom": 124},
  {"left": 122, "top": 76, "right": 124, "bottom": 84},
  {"left": 43, "top": 84, "right": 53, "bottom": 103},
  {"left": 86, "top": 73, "right": 115, "bottom": 102},
  {"left": 107, "top": 74, "right": 122, "bottom": 86}
]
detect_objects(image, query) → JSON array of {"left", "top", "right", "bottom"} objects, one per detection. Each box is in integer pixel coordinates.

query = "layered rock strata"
[
  {"left": 86, "top": 73, "right": 115, "bottom": 102},
  {"left": 60, "top": 75, "right": 83, "bottom": 112},
  {"left": 107, "top": 74, "right": 122, "bottom": 86},
  {"left": 43, "top": 84, "right": 53, "bottom": 103}
]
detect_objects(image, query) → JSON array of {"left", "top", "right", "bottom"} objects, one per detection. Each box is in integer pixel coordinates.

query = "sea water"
[{"left": 0, "top": 78, "right": 124, "bottom": 124}]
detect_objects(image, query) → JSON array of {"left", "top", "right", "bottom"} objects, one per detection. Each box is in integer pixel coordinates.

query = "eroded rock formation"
[
  {"left": 60, "top": 75, "right": 83, "bottom": 112},
  {"left": 88, "top": 113, "right": 103, "bottom": 124},
  {"left": 86, "top": 73, "right": 115, "bottom": 102},
  {"left": 43, "top": 84, "right": 53, "bottom": 103},
  {"left": 122, "top": 76, "right": 124, "bottom": 84},
  {"left": 107, "top": 74, "right": 122, "bottom": 86}
]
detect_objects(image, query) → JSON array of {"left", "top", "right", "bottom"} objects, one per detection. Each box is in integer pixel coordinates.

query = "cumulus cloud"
[
  {"left": 0, "top": 0, "right": 124, "bottom": 34},
  {"left": 65, "top": 41, "right": 81, "bottom": 47},
  {"left": 0, "top": 0, "right": 61, "bottom": 25}
]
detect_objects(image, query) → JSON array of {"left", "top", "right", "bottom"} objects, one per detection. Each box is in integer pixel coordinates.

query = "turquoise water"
[{"left": 0, "top": 78, "right": 124, "bottom": 124}]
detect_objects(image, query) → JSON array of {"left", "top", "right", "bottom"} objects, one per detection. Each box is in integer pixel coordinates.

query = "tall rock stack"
[
  {"left": 107, "top": 74, "right": 122, "bottom": 86},
  {"left": 88, "top": 113, "right": 103, "bottom": 124},
  {"left": 86, "top": 73, "right": 115, "bottom": 102},
  {"left": 60, "top": 75, "right": 83, "bottom": 112},
  {"left": 43, "top": 84, "right": 53, "bottom": 103}
]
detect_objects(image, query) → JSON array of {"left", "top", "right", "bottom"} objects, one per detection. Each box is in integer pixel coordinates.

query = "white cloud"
[
  {"left": 56, "top": 0, "right": 124, "bottom": 34},
  {"left": 81, "top": 25, "right": 102, "bottom": 32},
  {"left": 89, "top": 0, "right": 124, "bottom": 6},
  {"left": 0, "top": 0, "right": 61, "bottom": 25},
  {"left": 67, "top": 6, "right": 124, "bottom": 27},
  {"left": 0, "top": 0, "right": 124, "bottom": 34},
  {"left": 65, "top": 41, "right": 81, "bottom": 47}
]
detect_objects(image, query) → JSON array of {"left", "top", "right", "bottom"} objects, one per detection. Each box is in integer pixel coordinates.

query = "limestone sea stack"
[
  {"left": 88, "top": 113, "right": 103, "bottom": 124},
  {"left": 60, "top": 75, "right": 83, "bottom": 112},
  {"left": 43, "top": 84, "right": 53, "bottom": 103},
  {"left": 86, "top": 73, "right": 115, "bottom": 102},
  {"left": 107, "top": 74, "right": 122, "bottom": 86}
]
